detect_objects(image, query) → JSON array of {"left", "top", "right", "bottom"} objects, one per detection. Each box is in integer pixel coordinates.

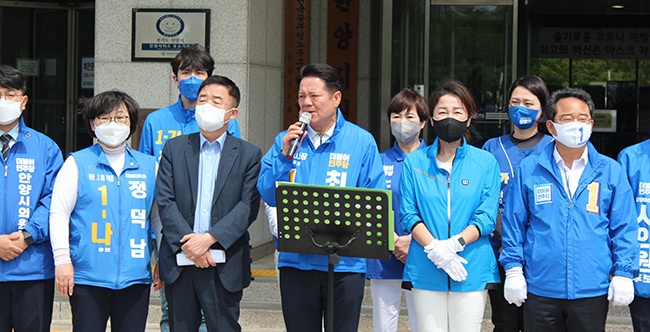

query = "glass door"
[{"left": 0, "top": 2, "right": 94, "bottom": 154}]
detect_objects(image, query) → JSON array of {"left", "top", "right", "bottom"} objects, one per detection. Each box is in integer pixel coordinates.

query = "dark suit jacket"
[{"left": 156, "top": 132, "right": 261, "bottom": 292}]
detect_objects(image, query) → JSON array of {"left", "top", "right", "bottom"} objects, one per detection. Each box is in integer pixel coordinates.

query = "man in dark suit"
[{"left": 156, "top": 75, "right": 262, "bottom": 332}]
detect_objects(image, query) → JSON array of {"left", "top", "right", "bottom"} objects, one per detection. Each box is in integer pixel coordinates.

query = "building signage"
[
  {"left": 132, "top": 9, "right": 210, "bottom": 61},
  {"left": 283, "top": 0, "right": 311, "bottom": 129},
  {"left": 533, "top": 27, "right": 650, "bottom": 59},
  {"left": 327, "top": 0, "right": 359, "bottom": 123}
]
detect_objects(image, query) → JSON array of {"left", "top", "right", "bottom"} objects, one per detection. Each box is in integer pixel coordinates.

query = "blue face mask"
[
  {"left": 178, "top": 76, "right": 203, "bottom": 101},
  {"left": 508, "top": 105, "right": 539, "bottom": 129}
]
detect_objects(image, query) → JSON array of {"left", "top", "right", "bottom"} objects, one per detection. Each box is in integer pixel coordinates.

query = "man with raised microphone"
[{"left": 257, "top": 63, "right": 386, "bottom": 332}]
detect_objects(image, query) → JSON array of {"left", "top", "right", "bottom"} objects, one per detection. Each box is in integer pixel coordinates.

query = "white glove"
[
  {"left": 439, "top": 255, "right": 468, "bottom": 282},
  {"left": 608, "top": 276, "right": 634, "bottom": 306},
  {"left": 424, "top": 236, "right": 464, "bottom": 268},
  {"left": 504, "top": 267, "right": 527, "bottom": 307}
]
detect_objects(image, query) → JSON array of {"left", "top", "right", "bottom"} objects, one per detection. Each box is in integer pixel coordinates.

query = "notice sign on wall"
[
  {"left": 132, "top": 9, "right": 210, "bottom": 61},
  {"left": 533, "top": 27, "right": 650, "bottom": 59}
]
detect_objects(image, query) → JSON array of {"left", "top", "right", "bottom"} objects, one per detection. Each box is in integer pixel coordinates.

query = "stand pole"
[{"left": 327, "top": 255, "right": 335, "bottom": 332}]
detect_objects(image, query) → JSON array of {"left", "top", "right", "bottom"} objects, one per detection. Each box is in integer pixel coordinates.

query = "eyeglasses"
[
  {"left": 96, "top": 115, "right": 130, "bottom": 125},
  {"left": 0, "top": 93, "right": 23, "bottom": 102}
]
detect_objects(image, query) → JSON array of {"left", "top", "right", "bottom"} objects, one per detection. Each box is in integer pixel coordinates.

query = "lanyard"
[{"left": 498, "top": 136, "right": 514, "bottom": 178}]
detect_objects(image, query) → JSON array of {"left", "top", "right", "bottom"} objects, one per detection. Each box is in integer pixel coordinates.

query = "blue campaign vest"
[
  {"left": 69, "top": 144, "right": 156, "bottom": 290},
  {"left": 367, "top": 140, "right": 426, "bottom": 280}
]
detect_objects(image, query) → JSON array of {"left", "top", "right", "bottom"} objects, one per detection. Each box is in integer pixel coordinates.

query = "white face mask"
[
  {"left": 0, "top": 98, "right": 23, "bottom": 125},
  {"left": 390, "top": 120, "right": 421, "bottom": 144},
  {"left": 94, "top": 122, "right": 130, "bottom": 147},
  {"left": 552, "top": 121, "right": 592, "bottom": 148},
  {"left": 195, "top": 103, "right": 231, "bottom": 132}
]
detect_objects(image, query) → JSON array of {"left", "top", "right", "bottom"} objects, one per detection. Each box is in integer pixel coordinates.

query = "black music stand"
[{"left": 276, "top": 183, "right": 393, "bottom": 332}]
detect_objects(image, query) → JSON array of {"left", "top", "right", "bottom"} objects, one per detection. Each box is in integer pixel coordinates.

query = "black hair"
[
  {"left": 198, "top": 75, "right": 241, "bottom": 107},
  {"left": 170, "top": 44, "right": 215, "bottom": 76},
  {"left": 546, "top": 87, "right": 595, "bottom": 122},
  {"left": 0, "top": 65, "right": 27, "bottom": 93},
  {"left": 82, "top": 90, "right": 140, "bottom": 138},
  {"left": 387, "top": 88, "right": 428, "bottom": 122},
  {"left": 295, "top": 63, "right": 342, "bottom": 93}
]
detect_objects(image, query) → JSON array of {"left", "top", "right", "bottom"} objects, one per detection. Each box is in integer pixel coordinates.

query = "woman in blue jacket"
[
  {"left": 400, "top": 80, "right": 500, "bottom": 332},
  {"left": 50, "top": 91, "right": 157, "bottom": 332},
  {"left": 481, "top": 75, "right": 553, "bottom": 332},
  {"left": 367, "top": 88, "right": 427, "bottom": 332}
]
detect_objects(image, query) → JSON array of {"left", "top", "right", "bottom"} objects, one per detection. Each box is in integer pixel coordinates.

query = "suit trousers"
[
  {"left": 70, "top": 283, "right": 150, "bottom": 332},
  {"left": 523, "top": 293, "right": 608, "bottom": 332},
  {"left": 0, "top": 279, "right": 54, "bottom": 332},
  {"left": 279, "top": 267, "right": 365, "bottom": 332},
  {"left": 166, "top": 266, "right": 242, "bottom": 332}
]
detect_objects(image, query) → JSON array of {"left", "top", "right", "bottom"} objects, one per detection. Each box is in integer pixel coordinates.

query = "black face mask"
[{"left": 432, "top": 117, "right": 468, "bottom": 143}]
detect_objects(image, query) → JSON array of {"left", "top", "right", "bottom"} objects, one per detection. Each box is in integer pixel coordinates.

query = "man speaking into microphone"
[{"left": 257, "top": 63, "right": 386, "bottom": 332}]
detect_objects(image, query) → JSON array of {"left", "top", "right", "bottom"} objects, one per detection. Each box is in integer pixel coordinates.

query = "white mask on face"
[
  {"left": 552, "top": 121, "right": 592, "bottom": 148},
  {"left": 195, "top": 103, "right": 231, "bottom": 132},
  {"left": 94, "top": 122, "right": 130, "bottom": 147},
  {"left": 390, "top": 120, "right": 421, "bottom": 144},
  {"left": 0, "top": 98, "right": 23, "bottom": 125}
]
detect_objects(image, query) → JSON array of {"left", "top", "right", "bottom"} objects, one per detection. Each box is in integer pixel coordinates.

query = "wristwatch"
[
  {"left": 457, "top": 236, "right": 466, "bottom": 248},
  {"left": 22, "top": 230, "right": 34, "bottom": 247}
]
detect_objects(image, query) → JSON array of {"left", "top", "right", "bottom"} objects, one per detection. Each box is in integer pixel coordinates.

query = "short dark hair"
[
  {"left": 170, "top": 44, "right": 215, "bottom": 76},
  {"left": 82, "top": 90, "right": 140, "bottom": 138},
  {"left": 387, "top": 88, "right": 428, "bottom": 122},
  {"left": 295, "top": 63, "right": 342, "bottom": 93},
  {"left": 428, "top": 79, "right": 477, "bottom": 118},
  {"left": 0, "top": 65, "right": 27, "bottom": 93},
  {"left": 546, "top": 87, "right": 595, "bottom": 122},
  {"left": 198, "top": 75, "right": 241, "bottom": 107},
  {"left": 428, "top": 79, "right": 477, "bottom": 142}
]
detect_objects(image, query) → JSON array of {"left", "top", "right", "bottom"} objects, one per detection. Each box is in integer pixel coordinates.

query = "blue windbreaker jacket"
[
  {"left": 400, "top": 138, "right": 500, "bottom": 292},
  {"left": 618, "top": 139, "right": 650, "bottom": 298},
  {"left": 257, "top": 110, "right": 386, "bottom": 273},
  {"left": 0, "top": 118, "right": 63, "bottom": 281},
  {"left": 501, "top": 142, "right": 638, "bottom": 299}
]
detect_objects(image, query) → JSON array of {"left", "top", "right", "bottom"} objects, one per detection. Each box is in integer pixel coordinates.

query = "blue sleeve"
[
  {"left": 139, "top": 117, "right": 153, "bottom": 155},
  {"left": 256, "top": 133, "right": 293, "bottom": 207},
  {"left": 357, "top": 137, "right": 386, "bottom": 190},
  {"left": 469, "top": 156, "right": 500, "bottom": 236},
  {"left": 499, "top": 161, "right": 528, "bottom": 270},
  {"left": 399, "top": 156, "right": 421, "bottom": 233},
  {"left": 228, "top": 118, "right": 241, "bottom": 138},
  {"left": 609, "top": 163, "right": 640, "bottom": 278},
  {"left": 25, "top": 141, "right": 64, "bottom": 243}
]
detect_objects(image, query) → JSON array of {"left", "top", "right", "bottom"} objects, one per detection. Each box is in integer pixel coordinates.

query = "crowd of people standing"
[{"left": 0, "top": 43, "right": 648, "bottom": 332}]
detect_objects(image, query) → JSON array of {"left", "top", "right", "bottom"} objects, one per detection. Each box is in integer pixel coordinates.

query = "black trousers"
[
  {"left": 166, "top": 266, "right": 242, "bottom": 332},
  {"left": 630, "top": 295, "right": 650, "bottom": 332},
  {"left": 0, "top": 279, "right": 54, "bottom": 332},
  {"left": 70, "top": 283, "right": 150, "bottom": 332},
  {"left": 488, "top": 264, "right": 524, "bottom": 332},
  {"left": 279, "top": 267, "right": 365, "bottom": 332},
  {"left": 523, "top": 293, "right": 608, "bottom": 332}
]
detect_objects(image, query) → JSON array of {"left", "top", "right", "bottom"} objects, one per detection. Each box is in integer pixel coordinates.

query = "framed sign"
[{"left": 132, "top": 8, "right": 210, "bottom": 61}]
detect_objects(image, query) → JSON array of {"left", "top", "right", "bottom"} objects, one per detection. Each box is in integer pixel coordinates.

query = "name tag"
[{"left": 534, "top": 184, "right": 553, "bottom": 205}]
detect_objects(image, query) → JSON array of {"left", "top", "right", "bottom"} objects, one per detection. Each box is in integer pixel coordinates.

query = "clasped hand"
[
  {"left": 424, "top": 236, "right": 467, "bottom": 282},
  {"left": 180, "top": 233, "right": 218, "bottom": 269}
]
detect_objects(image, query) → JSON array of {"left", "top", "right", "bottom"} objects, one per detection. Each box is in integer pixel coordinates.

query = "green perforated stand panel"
[{"left": 276, "top": 182, "right": 394, "bottom": 260}]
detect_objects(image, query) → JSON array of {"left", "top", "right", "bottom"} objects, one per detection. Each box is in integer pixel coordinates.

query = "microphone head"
[{"left": 299, "top": 112, "right": 312, "bottom": 124}]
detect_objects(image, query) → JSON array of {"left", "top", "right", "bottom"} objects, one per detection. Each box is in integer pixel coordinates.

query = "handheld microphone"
[{"left": 287, "top": 112, "right": 311, "bottom": 160}]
